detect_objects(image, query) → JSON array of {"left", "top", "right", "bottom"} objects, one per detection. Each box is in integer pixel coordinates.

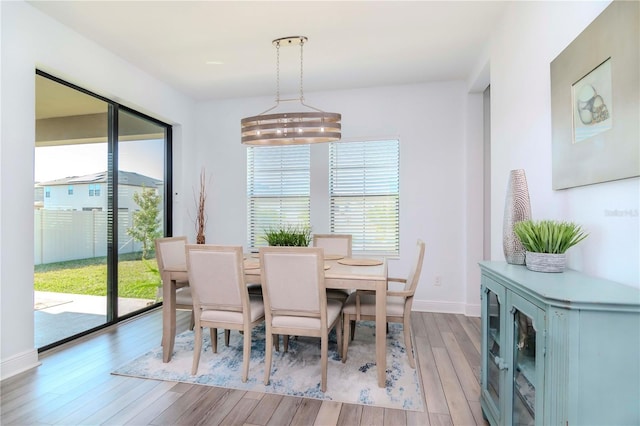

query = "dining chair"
[
  {"left": 155, "top": 236, "right": 194, "bottom": 335},
  {"left": 259, "top": 246, "right": 343, "bottom": 392},
  {"left": 312, "top": 233, "right": 353, "bottom": 303},
  {"left": 341, "top": 239, "right": 425, "bottom": 368},
  {"left": 185, "top": 244, "right": 265, "bottom": 382},
  {"left": 312, "top": 233, "right": 352, "bottom": 257}
]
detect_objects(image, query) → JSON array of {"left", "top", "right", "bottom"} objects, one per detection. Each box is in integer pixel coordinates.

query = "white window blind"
[
  {"left": 247, "top": 145, "right": 310, "bottom": 248},
  {"left": 329, "top": 140, "right": 400, "bottom": 254}
]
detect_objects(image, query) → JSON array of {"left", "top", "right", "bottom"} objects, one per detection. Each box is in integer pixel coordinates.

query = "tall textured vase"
[{"left": 503, "top": 169, "right": 532, "bottom": 265}]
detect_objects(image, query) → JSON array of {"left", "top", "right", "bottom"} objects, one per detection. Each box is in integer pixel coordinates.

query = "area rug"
[{"left": 112, "top": 322, "right": 425, "bottom": 411}]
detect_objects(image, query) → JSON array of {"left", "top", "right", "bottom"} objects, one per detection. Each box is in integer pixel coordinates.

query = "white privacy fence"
[{"left": 34, "top": 210, "right": 143, "bottom": 265}]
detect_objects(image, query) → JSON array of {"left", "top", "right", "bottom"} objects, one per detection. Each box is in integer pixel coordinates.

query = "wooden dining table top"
[{"left": 165, "top": 255, "right": 388, "bottom": 282}]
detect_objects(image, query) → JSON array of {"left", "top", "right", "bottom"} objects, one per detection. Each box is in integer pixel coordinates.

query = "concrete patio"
[{"left": 34, "top": 291, "right": 155, "bottom": 348}]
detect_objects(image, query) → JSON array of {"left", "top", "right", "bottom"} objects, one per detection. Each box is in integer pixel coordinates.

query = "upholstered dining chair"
[
  {"left": 185, "top": 244, "right": 265, "bottom": 382},
  {"left": 312, "top": 233, "right": 353, "bottom": 303},
  {"left": 312, "top": 234, "right": 352, "bottom": 257},
  {"left": 259, "top": 246, "right": 343, "bottom": 392},
  {"left": 341, "top": 239, "right": 425, "bottom": 368},
  {"left": 155, "top": 236, "right": 194, "bottom": 336}
]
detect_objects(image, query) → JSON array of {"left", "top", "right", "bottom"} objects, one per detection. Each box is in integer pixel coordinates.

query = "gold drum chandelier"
[{"left": 241, "top": 36, "right": 341, "bottom": 146}]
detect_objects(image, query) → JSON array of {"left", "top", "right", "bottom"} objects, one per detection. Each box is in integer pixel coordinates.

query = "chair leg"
[
  {"left": 192, "top": 326, "right": 203, "bottom": 375},
  {"left": 403, "top": 316, "right": 416, "bottom": 369},
  {"left": 321, "top": 333, "right": 328, "bottom": 392},
  {"left": 264, "top": 332, "right": 273, "bottom": 386},
  {"left": 225, "top": 329, "right": 231, "bottom": 347},
  {"left": 336, "top": 317, "right": 343, "bottom": 360},
  {"left": 274, "top": 334, "right": 280, "bottom": 352},
  {"left": 242, "top": 326, "right": 251, "bottom": 383},
  {"left": 209, "top": 328, "right": 215, "bottom": 350},
  {"left": 211, "top": 327, "right": 218, "bottom": 353},
  {"left": 189, "top": 311, "right": 195, "bottom": 330},
  {"left": 283, "top": 335, "right": 289, "bottom": 353},
  {"left": 350, "top": 320, "right": 356, "bottom": 341},
  {"left": 342, "top": 314, "right": 350, "bottom": 363}
]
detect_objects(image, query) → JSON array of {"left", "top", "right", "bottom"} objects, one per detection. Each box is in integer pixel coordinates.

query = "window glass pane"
[
  {"left": 34, "top": 74, "right": 109, "bottom": 348},
  {"left": 117, "top": 109, "right": 166, "bottom": 317},
  {"left": 247, "top": 145, "right": 310, "bottom": 247},
  {"left": 330, "top": 140, "right": 400, "bottom": 254}
]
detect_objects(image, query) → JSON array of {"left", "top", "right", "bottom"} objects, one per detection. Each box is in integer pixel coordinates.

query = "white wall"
[
  {"left": 192, "top": 82, "right": 485, "bottom": 316},
  {"left": 488, "top": 1, "right": 639, "bottom": 287},
  {"left": 0, "top": 1, "right": 195, "bottom": 379}
]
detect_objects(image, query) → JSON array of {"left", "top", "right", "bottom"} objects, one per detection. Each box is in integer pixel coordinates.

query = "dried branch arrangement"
[{"left": 195, "top": 169, "right": 207, "bottom": 244}]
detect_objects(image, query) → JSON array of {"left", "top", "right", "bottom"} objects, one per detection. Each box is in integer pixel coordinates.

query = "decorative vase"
[
  {"left": 503, "top": 169, "right": 532, "bottom": 265},
  {"left": 525, "top": 251, "right": 566, "bottom": 273}
]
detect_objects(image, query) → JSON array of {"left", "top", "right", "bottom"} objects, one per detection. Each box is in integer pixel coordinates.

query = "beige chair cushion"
[
  {"left": 272, "top": 299, "right": 343, "bottom": 329},
  {"left": 168, "top": 271, "right": 188, "bottom": 282},
  {"left": 342, "top": 293, "right": 406, "bottom": 317},
  {"left": 200, "top": 295, "right": 265, "bottom": 325}
]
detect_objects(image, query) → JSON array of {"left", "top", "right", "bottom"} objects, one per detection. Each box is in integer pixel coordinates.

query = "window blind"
[
  {"left": 247, "top": 145, "right": 310, "bottom": 248},
  {"left": 329, "top": 140, "right": 400, "bottom": 254}
]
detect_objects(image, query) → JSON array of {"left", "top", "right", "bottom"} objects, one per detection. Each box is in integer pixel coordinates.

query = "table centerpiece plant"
[
  {"left": 513, "top": 219, "right": 588, "bottom": 272},
  {"left": 261, "top": 224, "right": 311, "bottom": 247}
]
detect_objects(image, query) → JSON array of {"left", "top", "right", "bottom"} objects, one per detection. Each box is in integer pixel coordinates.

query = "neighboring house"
[
  {"left": 34, "top": 170, "right": 165, "bottom": 264},
  {"left": 35, "top": 170, "right": 164, "bottom": 211}
]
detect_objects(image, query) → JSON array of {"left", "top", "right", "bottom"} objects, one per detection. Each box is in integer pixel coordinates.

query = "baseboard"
[
  {"left": 1, "top": 349, "right": 40, "bottom": 381},
  {"left": 412, "top": 300, "right": 481, "bottom": 317},
  {"left": 465, "top": 303, "right": 481, "bottom": 317}
]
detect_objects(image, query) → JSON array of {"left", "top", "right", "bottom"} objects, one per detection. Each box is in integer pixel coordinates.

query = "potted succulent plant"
[
  {"left": 514, "top": 220, "right": 588, "bottom": 272},
  {"left": 261, "top": 224, "right": 311, "bottom": 247}
]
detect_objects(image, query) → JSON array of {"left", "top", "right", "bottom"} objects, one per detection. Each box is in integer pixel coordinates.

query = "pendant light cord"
[
  {"left": 299, "top": 38, "right": 304, "bottom": 102},
  {"left": 258, "top": 36, "right": 323, "bottom": 115},
  {"left": 275, "top": 40, "right": 280, "bottom": 104}
]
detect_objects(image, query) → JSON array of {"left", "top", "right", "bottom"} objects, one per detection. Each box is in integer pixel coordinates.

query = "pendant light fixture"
[{"left": 241, "top": 36, "right": 341, "bottom": 146}]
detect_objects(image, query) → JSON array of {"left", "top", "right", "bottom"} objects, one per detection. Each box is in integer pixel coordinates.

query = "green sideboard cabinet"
[{"left": 479, "top": 261, "right": 640, "bottom": 426}]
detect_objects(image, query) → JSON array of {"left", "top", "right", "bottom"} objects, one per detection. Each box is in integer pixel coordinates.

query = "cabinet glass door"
[
  {"left": 487, "top": 289, "right": 502, "bottom": 407},
  {"left": 508, "top": 294, "right": 544, "bottom": 426},
  {"left": 481, "top": 279, "right": 506, "bottom": 423}
]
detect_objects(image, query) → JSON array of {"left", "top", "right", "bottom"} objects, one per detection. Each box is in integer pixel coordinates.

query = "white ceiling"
[{"left": 28, "top": 1, "right": 506, "bottom": 101}]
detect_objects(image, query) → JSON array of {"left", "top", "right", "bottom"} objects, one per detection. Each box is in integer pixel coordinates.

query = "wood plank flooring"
[{"left": 1, "top": 309, "right": 488, "bottom": 426}]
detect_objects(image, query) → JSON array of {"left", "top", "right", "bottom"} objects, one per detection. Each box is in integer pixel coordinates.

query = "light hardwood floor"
[{"left": 1, "top": 309, "right": 488, "bottom": 426}]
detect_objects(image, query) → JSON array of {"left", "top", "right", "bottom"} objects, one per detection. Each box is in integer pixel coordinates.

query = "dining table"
[{"left": 161, "top": 255, "right": 389, "bottom": 388}]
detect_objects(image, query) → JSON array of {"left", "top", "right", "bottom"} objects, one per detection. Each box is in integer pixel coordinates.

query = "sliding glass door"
[
  {"left": 117, "top": 110, "right": 167, "bottom": 317},
  {"left": 34, "top": 71, "right": 171, "bottom": 350},
  {"left": 34, "top": 74, "right": 110, "bottom": 348}
]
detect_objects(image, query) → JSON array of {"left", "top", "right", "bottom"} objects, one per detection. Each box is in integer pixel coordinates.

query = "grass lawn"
[{"left": 34, "top": 252, "right": 160, "bottom": 299}]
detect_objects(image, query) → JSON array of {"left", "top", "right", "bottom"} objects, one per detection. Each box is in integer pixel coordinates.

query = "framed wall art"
[{"left": 550, "top": 0, "right": 639, "bottom": 190}]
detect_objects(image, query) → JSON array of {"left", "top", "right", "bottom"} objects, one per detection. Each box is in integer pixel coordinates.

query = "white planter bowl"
[{"left": 525, "top": 251, "right": 566, "bottom": 273}]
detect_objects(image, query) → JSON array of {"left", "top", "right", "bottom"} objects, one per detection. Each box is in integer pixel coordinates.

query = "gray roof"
[{"left": 36, "top": 171, "right": 162, "bottom": 188}]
